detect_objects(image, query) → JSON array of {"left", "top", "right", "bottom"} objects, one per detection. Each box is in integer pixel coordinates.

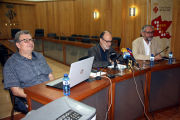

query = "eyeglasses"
[
  {"left": 102, "top": 38, "right": 113, "bottom": 43},
  {"left": 145, "top": 31, "right": 154, "bottom": 35},
  {"left": 18, "top": 38, "right": 35, "bottom": 43}
]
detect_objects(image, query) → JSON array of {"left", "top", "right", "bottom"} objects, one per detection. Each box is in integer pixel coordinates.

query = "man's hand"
[
  {"left": 11, "top": 87, "right": 27, "bottom": 98},
  {"left": 154, "top": 54, "right": 162, "bottom": 60},
  {"left": 109, "top": 59, "right": 120, "bottom": 64}
]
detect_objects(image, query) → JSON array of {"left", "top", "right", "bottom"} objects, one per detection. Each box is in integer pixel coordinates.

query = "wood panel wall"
[
  {"left": 0, "top": 3, "right": 36, "bottom": 38},
  {"left": 0, "top": 0, "right": 180, "bottom": 59},
  {"left": 171, "top": 0, "right": 180, "bottom": 60},
  {"left": 35, "top": 1, "right": 74, "bottom": 37}
]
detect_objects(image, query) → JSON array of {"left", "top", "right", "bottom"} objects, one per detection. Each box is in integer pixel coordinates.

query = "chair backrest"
[
  {"left": 81, "top": 38, "right": 90, "bottom": 43},
  {"left": 112, "top": 37, "right": 121, "bottom": 47},
  {"left": 91, "top": 36, "right": 99, "bottom": 38},
  {"left": 78, "top": 56, "right": 89, "bottom": 61},
  {"left": 84, "top": 35, "right": 90, "bottom": 38},
  {"left": 35, "top": 29, "right": 44, "bottom": 37},
  {"left": 11, "top": 29, "right": 21, "bottom": 38},
  {"left": 54, "top": 36, "right": 59, "bottom": 40},
  {"left": 68, "top": 36, "right": 75, "bottom": 41},
  {"left": 47, "top": 33, "right": 56, "bottom": 37},
  {"left": 77, "top": 35, "right": 83, "bottom": 37},
  {"left": 71, "top": 34, "right": 77, "bottom": 37},
  {"left": 60, "top": 36, "right": 66, "bottom": 40}
]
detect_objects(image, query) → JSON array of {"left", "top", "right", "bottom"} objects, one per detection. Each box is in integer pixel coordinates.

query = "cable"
[
  {"left": 141, "top": 67, "right": 155, "bottom": 120},
  {"left": 102, "top": 76, "right": 112, "bottom": 120},
  {"left": 131, "top": 68, "right": 150, "bottom": 120}
]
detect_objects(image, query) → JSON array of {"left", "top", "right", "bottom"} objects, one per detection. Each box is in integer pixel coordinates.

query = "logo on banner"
[{"left": 151, "top": 16, "right": 172, "bottom": 39}]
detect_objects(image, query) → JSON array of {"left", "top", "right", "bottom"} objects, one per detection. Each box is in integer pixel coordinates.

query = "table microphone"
[
  {"left": 95, "top": 53, "right": 122, "bottom": 80},
  {"left": 154, "top": 46, "right": 169, "bottom": 57}
]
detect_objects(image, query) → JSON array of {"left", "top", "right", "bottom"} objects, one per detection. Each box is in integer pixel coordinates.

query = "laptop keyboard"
[{"left": 52, "top": 82, "right": 63, "bottom": 89}]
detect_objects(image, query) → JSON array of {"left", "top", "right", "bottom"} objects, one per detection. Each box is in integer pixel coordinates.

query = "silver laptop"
[{"left": 46, "top": 56, "right": 94, "bottom": 89}]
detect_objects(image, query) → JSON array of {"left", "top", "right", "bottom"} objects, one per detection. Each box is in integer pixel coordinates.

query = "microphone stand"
[
  {"left": 95, "top": 53, "right": 122, "bottom": 80},
  {"left": 154, "top": 46, "right": 169, "bottom": 57}
]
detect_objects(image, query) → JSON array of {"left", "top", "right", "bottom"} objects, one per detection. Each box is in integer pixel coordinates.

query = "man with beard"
[
  {"left": 132, "top": 25, "right": 164, "bottom": 60},
  {"left": 88, "top": 31, "right": 123, "bottom": 68}
]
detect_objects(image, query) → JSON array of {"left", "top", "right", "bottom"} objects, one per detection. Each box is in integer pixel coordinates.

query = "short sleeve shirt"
[{"left": 3, "top": 51, "right": 52, "bottom": 89}]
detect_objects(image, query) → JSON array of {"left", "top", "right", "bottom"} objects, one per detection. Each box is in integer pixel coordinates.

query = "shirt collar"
[
  {"left": 16, "top": 51, "right": 36, "bottom": 60},
  {"left": 143, "top": 39, "right": 151, "bottom": 45},
  {"left": 99, "top": 44, "right": 108, "bottom": 53}
]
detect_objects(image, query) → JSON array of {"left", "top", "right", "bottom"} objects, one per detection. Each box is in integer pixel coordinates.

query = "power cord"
[
  {"left": 131, "top": 67, "right": 150, "bottom": 120},
  {"left": 102, "top": 76, "right": 112, "bottom": 120}
]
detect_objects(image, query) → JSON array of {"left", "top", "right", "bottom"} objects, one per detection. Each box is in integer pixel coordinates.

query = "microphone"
[
  {"left": 126, "top": 48, "right": 140, "bottom": 68},
  {"left": 95, "top": 53, "right": 122, "bottom": 80},
  {"left": 154, "top": 46, "right": 169, "bottom": 57},
  {"left": 109, "top": 52, "right": 117, "bottom": 70}
]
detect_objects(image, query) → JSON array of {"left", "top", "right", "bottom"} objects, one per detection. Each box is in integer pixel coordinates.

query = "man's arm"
[
  {"left": 49, "top": 73, "right": 55, "bottom": 80},
  {"left": 11, "top": 87, "right": 27, "bottom": 98}
]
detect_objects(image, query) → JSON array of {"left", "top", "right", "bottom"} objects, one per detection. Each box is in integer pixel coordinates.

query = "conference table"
[
  {"left": 24, "top": 60, "right": 180, "bottom": 120},
  {"left": 1, "top": 39, "right": 180, "bottom": 120}
]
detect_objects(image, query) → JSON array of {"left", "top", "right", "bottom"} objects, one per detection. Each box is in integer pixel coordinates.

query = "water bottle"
[
  {"left": 63, "top": 74, "right": 70, "bottom": 96},
  {"left": 150, "top": 54, "right": 154, "bottom": 67},
  {"left": 168, "top": 52, "right": 173, "bottom": 64}
]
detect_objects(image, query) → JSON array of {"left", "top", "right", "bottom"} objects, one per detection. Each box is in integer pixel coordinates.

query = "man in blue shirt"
[
  {"left": 3, "top": 30, "right": 54, "bottom": 98},
  {"left": 88, "top": 31, "right": 123, "bottom": 68}
]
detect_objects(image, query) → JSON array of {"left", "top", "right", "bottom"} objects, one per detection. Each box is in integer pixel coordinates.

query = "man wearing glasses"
[
  {"left": 3, "top": 30, "right": 54, "bottom": 112},
  {"left": 88, "top": 31, "right": 123, "bottom": 68},
  {"left": 132, "top": 25, "right": 164, "bottom": 60}
]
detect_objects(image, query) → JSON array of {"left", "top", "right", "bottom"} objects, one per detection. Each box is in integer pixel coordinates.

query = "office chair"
[
  {"left": 47, "top": 33, "right": 56, "bottom": 37},
  {"left": 77, "top": 35, "right": 83, "bottom": 37},
  {"left": 54, "top": 36, "right": 59, "bottom": 40},
  {"left": 11, "top": 29, "right": 21, "bottom": 38},
  {"left": 71, "top": 34, "right": 77, "bottom": 37},
  {"left": 91, "top": 36, "right": 99, "bottom": 38},
  {"left": 81, "top": 38, "right": 90, "bottom": 43},
  {"left": 35, "top": 29, "right": 44, "bottom": 37},
  {"left": 84, "top": 35, "right": 90, "bottom": 38},
  {"left": 9, "top": 89, "right": 28, "bottom": 120},
  {"left": 60, "top": 36, "right": 66, "bottom": 40},
  {"left": 112, "top": 37, "right": 121, "bottom": 47},
  {"left": 68, "top": 36, "right": 75, "bottom": 41}
]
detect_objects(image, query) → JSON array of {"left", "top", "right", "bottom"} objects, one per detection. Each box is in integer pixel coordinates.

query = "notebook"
[{"left": 46, "top": 56, "right": 94, "bottom": 89}]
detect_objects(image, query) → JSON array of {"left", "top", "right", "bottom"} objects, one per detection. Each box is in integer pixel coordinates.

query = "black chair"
[
  {"left": 54, "top": 36, "right": 59, "bottom": 40},
  {"left": 91, "top": 36, "right": 99, "bottom": 38},
  {"left": 71, "top": 34, "right": 77, "bottom": 37},
  {"left": 81, "top": 38, "right": 90, "bottom": 43},
  {"left": 68, "top": 36, "right": 75, "bottom": 41},
  {"left": 35, "top": 29, "right": 44, "bottom": 37},
  {"left": 77, "top": 35, "right": 83, "bottom": 37},
  {"left": 47, "top": 33, "right": 56, "bottom": 37},
  {"left": 9, "top": 89, "right": 28, "bottom": 120},
  {"left": 78, "top": 56, "right": 89, "bottom": 61},
  {"left": 112, "top": 37, "right": 121, "bottom": 47},
  {"left": 60, "top": 36, "right": 66, "bottom": 40},
  {"left": 11, "top": 29, "right": 21, "bottom": 38},
  {"left": 84, "top": 35, "right": 90, "bottom": 38}
]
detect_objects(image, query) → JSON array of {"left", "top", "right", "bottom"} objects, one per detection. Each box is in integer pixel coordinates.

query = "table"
[{"left": 24, "top": 60, "right": 180, "bottom": 120}]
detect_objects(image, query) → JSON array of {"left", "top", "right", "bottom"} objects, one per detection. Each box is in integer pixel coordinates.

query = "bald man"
[{"left": 88, "top": 31, "right": 123, "bottom": 68}]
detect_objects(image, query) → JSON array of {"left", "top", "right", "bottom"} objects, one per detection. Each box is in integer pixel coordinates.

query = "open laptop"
[{"left": 46, "top": 56, "right": 94, "bottom": 89}]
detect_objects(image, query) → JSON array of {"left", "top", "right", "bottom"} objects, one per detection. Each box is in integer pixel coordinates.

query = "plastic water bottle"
[
  {"left": 150, "top": 54, "right": 154, "bottom": 67},
  {"left": 63, "top": 74, "right": 70, "bottom": 96},
  {"left": 168, "top": 52, "right": 173, "bottom": 64}
]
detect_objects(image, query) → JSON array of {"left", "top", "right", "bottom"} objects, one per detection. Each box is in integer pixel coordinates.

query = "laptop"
[{"left": 46, "top": 56, "right": 94, "bottom": 89}]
